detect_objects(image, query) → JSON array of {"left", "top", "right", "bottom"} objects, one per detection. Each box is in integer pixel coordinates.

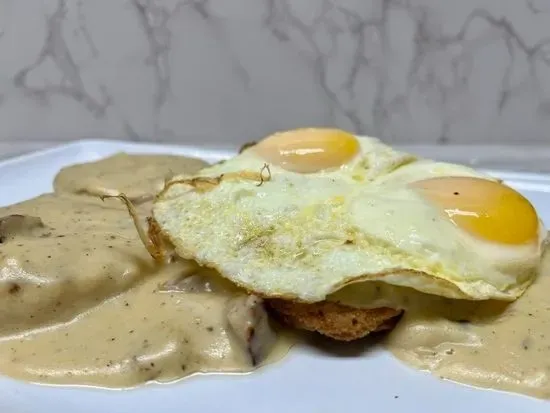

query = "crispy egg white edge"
[{"left": 153, "top": 136, "right": 545, "bottom": 303}]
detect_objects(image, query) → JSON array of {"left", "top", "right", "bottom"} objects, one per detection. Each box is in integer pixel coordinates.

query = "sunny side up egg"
[{"left": 153, "top": 128, "right": 546, "bottom": 303}]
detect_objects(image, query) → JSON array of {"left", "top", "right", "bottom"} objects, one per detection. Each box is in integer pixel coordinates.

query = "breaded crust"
[{"left": 266, "top": 299, "right": 402, "bottom": 341}]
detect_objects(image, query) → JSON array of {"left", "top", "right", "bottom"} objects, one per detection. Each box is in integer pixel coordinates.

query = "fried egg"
[{"left": 153, "top": 128, "right": 546, "bottom": 303}]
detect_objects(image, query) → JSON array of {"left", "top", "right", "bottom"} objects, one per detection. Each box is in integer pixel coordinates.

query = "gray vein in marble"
[
  {"left": 467, "top": 9, "right": 550, "bottom": 109},
  {"left": 12, "top": 0, "right": 111, "bottom": 117},
  {"left": 0, "top": 0, "right": 549, "bottom": 144},
  {"left": 258, "top": 0, "right": 550, "bottom": 142},
  {"left": 122, "top": 120, "right": 142, "bottom": 141},
  {"left": 181, "top": 0, "right": 251, "bottom": 87},
  {"left": 527, "top": 0, "right": 550, "bottom": 15},
  {"left": 76, "top": 0, "right": 99, "bottom": 59},
  {"left": 396, "top": 2, "right": 550, "bottom": 142},
  {"left": 132, "top": 0, "right": 172, "bottom": 110},
  {"left": 186, "top": 0, "right": 209, "bottom": 19},
  {"left": 265, "top": 0, "right": 375, "bottom": 133}
]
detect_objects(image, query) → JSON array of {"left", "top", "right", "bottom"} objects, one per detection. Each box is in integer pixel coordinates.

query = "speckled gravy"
[
  {"left": 53, "top": 153, "right": 208, "bottom": 203},
  {"left": 3, "top": 151, "right": 549, "bottom": 398},
  {"left": 333, "top": 250, "right": 550, "bottom": 399},
  {"left": 0, "top": 154, "right": 293, "bottom": 388},
  {"left": 383, "top": 255, "right": 550, "bottom": 399}
]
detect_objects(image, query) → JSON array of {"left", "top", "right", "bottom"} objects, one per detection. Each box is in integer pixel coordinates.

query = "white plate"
[{"left": 1, "top": 140, "right": 550, "bottom": 413}]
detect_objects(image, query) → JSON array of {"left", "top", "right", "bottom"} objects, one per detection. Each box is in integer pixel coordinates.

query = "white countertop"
[{"left": 2, "top": 140, "right": 550, "bottom": 174}]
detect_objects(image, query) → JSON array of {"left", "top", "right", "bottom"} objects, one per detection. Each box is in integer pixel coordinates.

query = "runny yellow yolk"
[
  {"left": 253, "top": 128, "right": 360, "bottom": 173},
  {"left": 412, "top": 177, "right": 539, "bottom": 245}
]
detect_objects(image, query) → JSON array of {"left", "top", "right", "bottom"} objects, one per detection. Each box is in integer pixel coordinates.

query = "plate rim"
[{"left": 1, "top": 139, "right": 550, "bottom": 413}]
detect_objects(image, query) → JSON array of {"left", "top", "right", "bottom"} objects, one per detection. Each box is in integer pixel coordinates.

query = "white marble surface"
[{"left": 1, "top": 0, "right": 550, "bottom": 159}]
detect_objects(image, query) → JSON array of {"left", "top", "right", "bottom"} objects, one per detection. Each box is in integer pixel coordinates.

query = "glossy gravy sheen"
[
  {"left": 384, "top": 255, "right": 550, "bottom": 399},
  {"left": 0, "top": 154, "right": 293, "bottom": 387},
  {"left": 53, "top": 153, "right": 208, "bottom": 203},
  {"left": 332, "top": 250, "right": 550, "bottom": 399},
  {"left": 2, "top": 152, "right": 550, "bottom": 398}
]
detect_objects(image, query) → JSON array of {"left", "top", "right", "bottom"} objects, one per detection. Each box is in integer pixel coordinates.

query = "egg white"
[{"left": 153, "top": 136, "right": 545, "bottom": 303}]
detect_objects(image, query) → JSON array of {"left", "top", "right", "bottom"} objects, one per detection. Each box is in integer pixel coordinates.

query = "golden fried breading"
[{"left": 266, "top": 299, "right": 402, "bottom": 341}]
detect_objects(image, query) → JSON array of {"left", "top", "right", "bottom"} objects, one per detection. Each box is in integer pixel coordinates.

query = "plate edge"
[{"left": 1, "top": 141, "right": 550, "bottom": 187}]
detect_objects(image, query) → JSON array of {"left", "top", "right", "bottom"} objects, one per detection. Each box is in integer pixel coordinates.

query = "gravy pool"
[
  {"left": 0, "top": 153, "right": 293, "bottom": 387},
  {"left": 2, "top": 152, "right": 549, "bottom": 399},
  {"left": 332, "top": 250, "right": 550, "bottom": 399}
]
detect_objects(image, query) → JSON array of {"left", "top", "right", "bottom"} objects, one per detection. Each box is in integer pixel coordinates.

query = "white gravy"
[{"left": 0, "top": 154, "right": 293, "bottom": 388}]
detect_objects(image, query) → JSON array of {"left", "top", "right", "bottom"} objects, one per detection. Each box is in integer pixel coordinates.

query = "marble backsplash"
[{"left": 1, "top": 0, "right": 550, "bottom": 158}]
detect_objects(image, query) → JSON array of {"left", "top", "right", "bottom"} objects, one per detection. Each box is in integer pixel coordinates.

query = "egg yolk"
[
  {"left": 412, "top": 177, "right": 539, "bottom": 245},
  {"left": 253, "top": 128, "right": 360, "bottom": 173}
]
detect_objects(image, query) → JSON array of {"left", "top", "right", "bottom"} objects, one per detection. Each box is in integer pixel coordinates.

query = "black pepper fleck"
[{"left": 8, "top": 283, "right": 21, "bottom": 295}]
